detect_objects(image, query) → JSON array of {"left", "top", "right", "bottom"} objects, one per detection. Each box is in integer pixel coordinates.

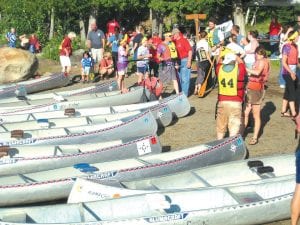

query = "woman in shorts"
[
  {"left": 116, "top": 39, "right": 129, "bottom": 92},
  {"left": 244, "top": 47, "right": 270, "bottom": 145}
]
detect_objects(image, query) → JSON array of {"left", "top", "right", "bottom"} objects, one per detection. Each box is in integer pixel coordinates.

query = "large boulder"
[{"left": 0, "top": 47, "right": 39, "bottom": 84}]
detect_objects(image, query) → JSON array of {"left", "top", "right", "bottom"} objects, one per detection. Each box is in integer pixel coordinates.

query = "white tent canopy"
[{"left": 250, "top": 0, "right": 300, "bottom": 6}]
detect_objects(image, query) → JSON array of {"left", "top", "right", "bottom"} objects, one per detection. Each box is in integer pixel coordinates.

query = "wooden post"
[{"left": 185, "top": 14, "right": 207, "bottom": 41}]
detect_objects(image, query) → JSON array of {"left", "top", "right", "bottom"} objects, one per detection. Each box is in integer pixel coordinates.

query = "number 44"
[{"left": 220, "top": 78, "right": 234, "bottom": 88}]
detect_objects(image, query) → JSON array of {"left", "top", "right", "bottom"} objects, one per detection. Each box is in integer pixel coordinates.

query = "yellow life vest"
[
  {"left": 218, "top": 64, "right": 238, "bottom": 96},
  {"left": 168, "top": 41, "right": 178, "bottom": 59},
  {"left": 207, "top": 30, "right": 214, "bottom": 47}
]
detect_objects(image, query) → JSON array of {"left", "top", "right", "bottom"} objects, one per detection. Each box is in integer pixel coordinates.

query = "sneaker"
[{"left": 279, "top": 85, "right": 285, "bottom": 89}]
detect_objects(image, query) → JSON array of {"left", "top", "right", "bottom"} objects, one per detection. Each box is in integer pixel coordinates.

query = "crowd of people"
[{"left": 6, "top": 27, "right": 41, "bottom": 53}]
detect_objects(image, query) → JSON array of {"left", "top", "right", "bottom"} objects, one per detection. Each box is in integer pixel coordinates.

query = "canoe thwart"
[
  {"left": 257, "top": 166, "right": 274, "bottom": 174},
  {"left": 64, "top": 108, "right": 76, "bottom": 116},
  {"left": 247, "top": 160, "right": 264, "bottom": 168},
  {"left": 11, "top": 130, "right": 24, "bottom": 139}
]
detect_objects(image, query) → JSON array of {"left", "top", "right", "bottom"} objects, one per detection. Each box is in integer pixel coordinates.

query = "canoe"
[
  {"left": 0, "top": 80, "right": 119, "bottom": 104},
  {"left": 0, "top": 73, "right": 70, "bottom": 98},
  {"left": 0, "top": 135, "right": 246, "bottom": 206},
  {"left": 0, "top": 86, "right": 151, "bottom": 115},
  {"left": 0, "top": 135, "right": 161, "bottom": 176},
  {"left": 0, "top": 110, "right": 157, "bottom": 146},
  {"left": 0, "top": 104, "right": 172, "bottom": 131},
  {"left": 0, "top": 177, "right": 294, "bottom": 225},
  {"left": 0, "top": 93, "right": 189, "bottom": 125},
  {"left": 68, "top": 154, "right": 295, "bottom": 203}
]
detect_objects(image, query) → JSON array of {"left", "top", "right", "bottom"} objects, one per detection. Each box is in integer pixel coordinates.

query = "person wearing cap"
[
  {"left": 136, "top": 37, "right": 152, "bottom": 84},
  {"left": 244, "top": 47, "right": 270, "bottom": 145},
  {"left": 215, "top": 53, "right": 246, "bottom": 140},
  {"left": 172, "top": 28, "right": 192, "bottom": 96},
  {"left": 59, "top": 32, "right": 76, "bottom": 76},
  {"left": 86, "top": 21, "right": 106, "bottom": 74},
  {"left": 281, "top": 30, "right": 299, "bottom": 120}
]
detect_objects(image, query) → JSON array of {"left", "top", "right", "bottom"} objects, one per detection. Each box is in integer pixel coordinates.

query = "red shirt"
[
  {"left": 173, "top": 36, "right": 192, "bottom": 59},
  {"left": 59, "top": 37, "right": 72, "bottom": 56},
  {"left": 100, "top": 58, "right": 113, "bottom": 69},
  {"left": 216, "top": 63, "right": 246, "bottom": 102},
  {"left": 269, "top": 22, "right": 281, "bottom": 36}
]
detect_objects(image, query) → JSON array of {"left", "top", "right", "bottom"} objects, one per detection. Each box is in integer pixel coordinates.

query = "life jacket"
[
  {"left": 285, "top": 43, "right": 298, "bottom": 65},
  {"left": 218, "top": 63, "right": 245, "bottom": 102},
  {"left": 167, "top": 41, "right": 178, "bottom": 59},
  {"left": 248, "top": 58, "right": 270, "bottom": 90},
  {"left": 208, "top": 28, "right": 220, "bottom": 47},
  {"left": 140, "top": 77, "right": 163, "bottom": 97},
  {"left": 159, "top": 43, "right": 171, "bottom": 61}
]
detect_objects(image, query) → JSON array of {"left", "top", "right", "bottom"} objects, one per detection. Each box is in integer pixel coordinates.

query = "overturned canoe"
[
  {"left": 0, "top": 80, "right": 119, "bottom": 104},
  {"left": 0, "top": 177, "right": 293, "bottom": 225},
  {"left": 0, "top": 135, "right": 246, "bottom": 206},
  {"left": 0, "top": 73, "right": 70, "bottom": 99},
  {"left": 0, "top": 86, "right": 151, "bottom": 115},
  {"left": 0, "top": 135, "right": 161, "bottom": 176},
  {"left": 0, "top": 93, "right": 189, "bottom": 124},
  {"left": 0, "top": 110, "right": 157, "bottom": 146},
  {"left": 68, "top": 154, "right": 295, "bottom": 203}
]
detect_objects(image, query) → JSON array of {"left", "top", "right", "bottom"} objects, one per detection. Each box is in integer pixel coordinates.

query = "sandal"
[
  {"left": 248, "top": 137, "right": 258, "bottom": 145},
  {"left": 281, "top": 111, "right": 292, "bottom": 117}
]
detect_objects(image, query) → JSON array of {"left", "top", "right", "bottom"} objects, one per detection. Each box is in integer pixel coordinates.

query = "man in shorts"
[
  {"left": 87, "top": 21, "right": 105, "bottom": 74},
  {"left": 215, "top": 53, "right": 246, "bottom": 140}
]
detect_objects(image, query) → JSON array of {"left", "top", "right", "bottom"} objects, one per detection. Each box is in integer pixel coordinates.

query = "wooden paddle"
[{"left": 198, "top": 57, "right": 216, "bottom": 98}]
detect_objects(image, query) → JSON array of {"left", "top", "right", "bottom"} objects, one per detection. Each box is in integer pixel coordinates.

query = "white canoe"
[
  {"left": 0, "top": 176, "right": 294, "bottom": 225},
  {"left": 0, "top": 103, "right": 172, "bottom": 131},
  {"left": 0, "top": 135, "right": 246, "bottom": 206},
  {"left": 0, "top": 86, "right": 151, "bottom": 114},
  {"left": 0, "top": 135, "right": 162, "bottom": 176},
  {"left": 0, "top": 80, "right": 118, "bottom": 104},
  {"left": 0, "top": 93, "right": 189, "bottom": 126},
  {"left": 0, "top": 73, "right": 70, "bottom": 98},
  {"left": 68, "top": 154, "right": 295, "bottom": 203},
  {"left": 0, "top": 110, "right": 157, "bottom": 146}
]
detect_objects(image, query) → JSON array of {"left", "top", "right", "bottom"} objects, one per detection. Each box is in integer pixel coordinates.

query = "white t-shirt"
[
  {"left": 244, "top": 41, "right": 256, "bottom": 65},
  {"left": 137, "top": 45, "right": 149, "bottom": 68},
  {"left": 196, "top": 39, "right": 211, "bottom": 61},
  {"left": 226, "top": 42, "right": 245, "bottom": 56}
]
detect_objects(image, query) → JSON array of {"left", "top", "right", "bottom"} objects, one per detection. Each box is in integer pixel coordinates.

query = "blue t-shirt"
[
  {"left": 81, "top": 57, "right": 92, "bottom": 68},
  {"left": 109, "top": 34, "right": 123, "bottom": 53},
  {"left": 87, "top": 29, "right": 105, "bottom": 49}
]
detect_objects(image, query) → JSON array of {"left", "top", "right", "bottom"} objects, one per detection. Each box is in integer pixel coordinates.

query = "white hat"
[{"left": 223, "top": 53, "right": 236, "bottom": 64}]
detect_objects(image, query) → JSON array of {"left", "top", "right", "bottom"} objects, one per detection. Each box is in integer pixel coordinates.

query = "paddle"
[{"left": 198, "top": 57, "right": 216, "bottom": 98}]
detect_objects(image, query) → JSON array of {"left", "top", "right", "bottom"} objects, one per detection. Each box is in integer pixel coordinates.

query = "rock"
[{"left": 0, "top": 47, "right": 39, "bottom": 84}]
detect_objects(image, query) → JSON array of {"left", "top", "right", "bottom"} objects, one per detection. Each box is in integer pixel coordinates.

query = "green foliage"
[{"left": 42, "top": 35, "right": 63, "bottom": 61}]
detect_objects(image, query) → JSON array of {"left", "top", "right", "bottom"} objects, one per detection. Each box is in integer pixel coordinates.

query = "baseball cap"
[
  {"left": 223, "top": 53, "right": 236, "bottom": 64},
  {"left": 164, "top": 32, "right": 172, "bottom": 37}
]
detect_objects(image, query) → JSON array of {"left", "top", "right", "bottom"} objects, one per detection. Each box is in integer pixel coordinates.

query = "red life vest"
[
  {"left": 140, "top": 77, "right": 163, "bottom": 97},
  {"left": 248, "top": 58, "right": 270, "bottom": 90},
  {"left": 285, "top": 43, "right": 298, "bottom": 65}
]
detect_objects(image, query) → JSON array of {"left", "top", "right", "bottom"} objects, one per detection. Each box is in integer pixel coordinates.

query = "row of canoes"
[{"left": 0, "top": 74, "right": 295, "bottom": 225}]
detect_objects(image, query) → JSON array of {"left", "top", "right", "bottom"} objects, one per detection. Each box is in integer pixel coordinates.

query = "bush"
[{"left": 42, "top": 35, "right": 84, "bottom": 61}]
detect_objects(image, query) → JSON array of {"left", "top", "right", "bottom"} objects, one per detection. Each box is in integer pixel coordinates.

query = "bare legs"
[
  {"left": 291, "top": 184, "right": 300, "bottom": 225},
  {"left": 244, "top": 103, "right": 261, "bottom": 144}
]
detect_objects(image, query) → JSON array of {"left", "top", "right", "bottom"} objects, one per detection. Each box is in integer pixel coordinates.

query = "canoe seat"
[
  {"left": 0, "top": 145, "right": 10, "bottom": 153},
  {"left": 247, "top": 160, "right": 264, "bottom": 168},
  {"left": 65, "top": 108, "right": 76, "bottom": 116},
  {"left": 0, "top": 152, "right": 7, "bottom": 158},
  {"left": 257, "top": 166, "right": 274, "bottom": 174},
  {"left": 11, "top": 130, "right": 24, "bottom": 139},
  {"left": 37, "top": 119, "right": 50, "bottom": 128}
]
